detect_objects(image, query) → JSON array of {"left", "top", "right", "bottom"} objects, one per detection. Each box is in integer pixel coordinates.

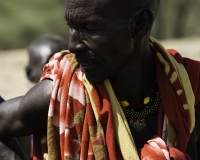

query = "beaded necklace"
[{"left": 118, "top": 81, "right": 161, "bottom": 131}]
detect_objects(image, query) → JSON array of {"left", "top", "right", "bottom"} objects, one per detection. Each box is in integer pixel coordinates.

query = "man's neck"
[{"left": 110, "top": 42, "right": 155, "bottom": 103}]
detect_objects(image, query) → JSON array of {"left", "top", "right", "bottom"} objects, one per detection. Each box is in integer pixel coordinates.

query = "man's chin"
[{"left": 85, "top": 73, "right": 107, "bottom": 84}]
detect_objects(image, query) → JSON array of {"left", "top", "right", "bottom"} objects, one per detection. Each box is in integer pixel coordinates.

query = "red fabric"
[
  {"left": 140, "top": 136, "right": 169, "bottom": 160},
  {"left": 95, "top": 84, "right": 124, "bottom": 159},
  {"left": 33, "top": 52, "right": 124, "bottom": 159},
  {"left": 168, "top": 49, "right": 200, "bottom": 107},
  {"left": 151, "top": 43, "right": 190, "bottom": 152},
  {"left": 32, "top": 42, "right": 200, "bottom": 159},
  {"left": 169, "top": 147, "right": 191, "bottom": 160},
  {"left": 140, "top": 136, "right": 190, "bottom": 160}
]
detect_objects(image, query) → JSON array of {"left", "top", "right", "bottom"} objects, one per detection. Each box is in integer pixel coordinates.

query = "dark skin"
[
  {"left": 65, "top": 0, "right": 155, "bottom": 100},
  {"left": 0, "top": 80, "right": 51, "bottom": 138},
  {"left": 0, "top": 0, "right": 199, "bottom": 159},
  {"left": 14, "top": 35, "right": 68, "bottom": 158}
]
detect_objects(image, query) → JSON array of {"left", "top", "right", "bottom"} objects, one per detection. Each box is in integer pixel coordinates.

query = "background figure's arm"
[{"left": 0, "top": 79, "right": 52, "bottom": 140}]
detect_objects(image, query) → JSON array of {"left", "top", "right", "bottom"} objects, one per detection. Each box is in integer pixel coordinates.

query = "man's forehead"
[
  {"left": 65, "top": 0, "right": 132, "bottom": 18},
  {"left": 65, "top": 0, "right": 133, "bottom": 23},
  {"left": 65, "top": 0, "right": 110, "bottom": 9},
  {"left": 65, "top": 0, "right": 114, "bottom": 22}
]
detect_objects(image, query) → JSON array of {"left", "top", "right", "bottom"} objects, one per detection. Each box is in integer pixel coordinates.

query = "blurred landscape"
[
  {"left": 0, "top": 1, "right": 200, "bottom": 99},
  {"left": 0, "top": 0, "right": 68, "bottom": 50}
]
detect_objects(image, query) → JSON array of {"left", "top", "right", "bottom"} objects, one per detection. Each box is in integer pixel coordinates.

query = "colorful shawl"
[{"left": 33, "top": 37, "right": 196, "bottom": 160}]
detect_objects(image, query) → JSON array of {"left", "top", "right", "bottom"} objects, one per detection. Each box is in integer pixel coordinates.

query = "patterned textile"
[
  {"left": 150, "top": 37, "right": 195, "bottom": 151},
  {"left": 33, "top": 37, "right": 196, "bottom": 160},
  {"left": 140, "top": 136, "right": 190, "bottom": 160}
]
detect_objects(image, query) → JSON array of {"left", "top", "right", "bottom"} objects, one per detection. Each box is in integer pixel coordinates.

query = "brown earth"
[{"left": 0, "top": 37, "right": 200, "bottom": 100}]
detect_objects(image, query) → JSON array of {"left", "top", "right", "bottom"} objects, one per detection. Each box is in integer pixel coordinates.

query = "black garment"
[
  {"left": 127, "top": 108, "right": 198, "bottom": 160},
  {"left": 126, "top": 109, "right": 158, "bottom": 149}
]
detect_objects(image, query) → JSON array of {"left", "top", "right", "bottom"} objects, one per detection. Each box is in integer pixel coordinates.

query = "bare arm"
[{"left": 0, "top": 79, "right": 53, "bottom": 140}]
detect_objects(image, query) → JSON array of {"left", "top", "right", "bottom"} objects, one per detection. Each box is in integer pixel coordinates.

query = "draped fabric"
[
  {"left": 32, "top": 37, "right": 198, "bottom": 160},
  {"left": 150, "top": 37, "right": 194, "bottom": 151}
]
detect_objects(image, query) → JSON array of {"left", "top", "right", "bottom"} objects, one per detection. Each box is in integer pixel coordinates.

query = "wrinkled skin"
[
  {"left": 65, "top": 0, "right": 135, "bottom": 84},
  {"left": 65, "top": 0, "right": 155, "bottom": 101},
  {"left": 0, "top": 0, "right": 199, "bottom": 159}
]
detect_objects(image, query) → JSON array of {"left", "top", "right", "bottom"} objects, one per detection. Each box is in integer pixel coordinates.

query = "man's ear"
[{"left": 130, "top": 7, "right": 154, "bottom": 39}]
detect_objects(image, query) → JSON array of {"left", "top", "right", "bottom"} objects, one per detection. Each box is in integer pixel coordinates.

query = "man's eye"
[{"left": 84, "top": 25, "right": 98, "bottom": 32}]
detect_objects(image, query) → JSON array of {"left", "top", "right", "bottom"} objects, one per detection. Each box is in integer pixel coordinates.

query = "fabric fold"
[{"left": 32, "top": 38, "right": 195, "bottom": 160}]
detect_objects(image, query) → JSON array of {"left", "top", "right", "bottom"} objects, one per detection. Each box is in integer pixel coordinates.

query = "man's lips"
[
  {"left": 74, "top": 51, "right": 102, "bottom": 72},
  {"left": 80, "top": 62, "right": 97, "bottom": 72},
  {"left": 76, "top": 58, "right": 96, "bottom": 66},
  {"left": 82, "top": 62, "right": 93, "bottom": 66}
]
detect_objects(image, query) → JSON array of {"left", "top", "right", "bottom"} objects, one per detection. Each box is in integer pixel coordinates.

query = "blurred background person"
[
  {"left": 25, "top": 34, "right": 68, "bottom": 84},
  {"left": 0, "top": 2, "right": 68, "bottom": 158},
  {"left": 17, "top": 34, "right": 68, "bottom": 159},
  {"left": 0, "top": 0, "right": 69, "bottom": 100}
]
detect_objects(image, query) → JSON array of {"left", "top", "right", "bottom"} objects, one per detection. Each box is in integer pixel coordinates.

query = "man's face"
[{"left": 65, "top": 0, "right": 134, "bottom": 83}]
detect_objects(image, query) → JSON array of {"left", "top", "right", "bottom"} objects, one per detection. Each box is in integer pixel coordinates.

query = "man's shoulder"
[
  {"left": 50, "top": 50, "right": 74, "bottom": 60},
  {"left": 40, "top": 50, "right": 78, "bottom": 82},
  {"left": 167, "top": 49, "right": 200, "bottom": 68},
  {"left": 168, "top": 49, "right": 199, "bottom": 63},
  {"left": 168, "top": 49, "right": 200, "bottom": 105},
  {"left": 48, "top": 50, "right": 77, "bottom": 66}
]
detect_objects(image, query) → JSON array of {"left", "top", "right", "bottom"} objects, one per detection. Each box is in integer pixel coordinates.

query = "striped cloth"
[{"left": 32, "top": 37, "right": 195, "bottom": 160}]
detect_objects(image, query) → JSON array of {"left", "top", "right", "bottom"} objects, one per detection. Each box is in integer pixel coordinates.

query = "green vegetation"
[
  {"left": 1, "top": 0, "right": 200, "bottom": 50},
  {"left": 152, "top": 0, "right": 200, "bottom": 39},
  {"left": 0, "top": 0, "right": 69, "bottom": 50}
]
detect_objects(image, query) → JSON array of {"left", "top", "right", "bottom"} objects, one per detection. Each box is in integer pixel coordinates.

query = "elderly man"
[{"left": 0, "top": 0, "right": 199, "bottom": 159}]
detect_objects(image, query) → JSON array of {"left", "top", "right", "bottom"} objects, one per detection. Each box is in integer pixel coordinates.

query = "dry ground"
[{"left": 0, "top": 37, "right": 200, "bottom": 100}]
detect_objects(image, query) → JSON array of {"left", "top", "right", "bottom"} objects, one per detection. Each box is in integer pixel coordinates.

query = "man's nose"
[{"left": 68, "top": 28, "right": 86, "bottom": 53}]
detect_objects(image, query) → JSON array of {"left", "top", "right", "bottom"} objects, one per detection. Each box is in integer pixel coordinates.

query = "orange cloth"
[
  {"left": 32, "top": 38, "right": 200, "bottom": 160},
  {"left": 140, "top": 136, "right": 191, "bottom": 160}
]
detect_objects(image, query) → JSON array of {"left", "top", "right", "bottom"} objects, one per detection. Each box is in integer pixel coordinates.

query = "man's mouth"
[
  {"left": 82, "top": 63, "right": 91, "bottom": 66},
  {"left": 74, "top": 51, "right": 101, "bottom": 72},
  {"left": 80, "top": 62, "right": 97, "bottom": 72}
]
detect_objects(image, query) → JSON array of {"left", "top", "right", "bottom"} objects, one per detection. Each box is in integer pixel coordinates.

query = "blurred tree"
[
  {"left": 0, "top": 0, "right": 69, "bottom": 50},
  {"left": 0, "top": 0, "right": 200, "bottom": 49},
  {"left": 151, "top": 0, "right": 200, "bottom": 39},
  {"left": 172, "top": 1, "right": 195, "bottom": 38}
]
